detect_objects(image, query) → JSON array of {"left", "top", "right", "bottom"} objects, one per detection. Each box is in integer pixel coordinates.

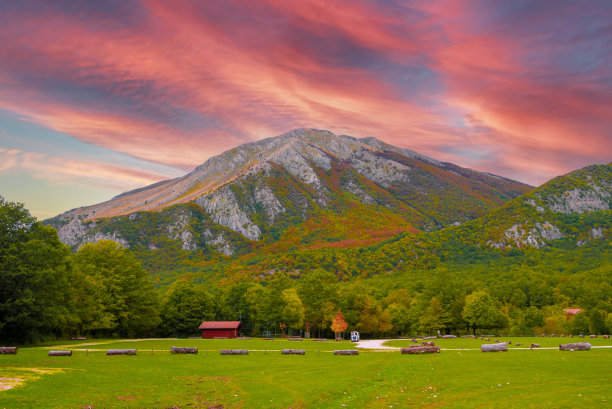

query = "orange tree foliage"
[{"left": 331, "top": 310, "right": 348, "bottom": 334}]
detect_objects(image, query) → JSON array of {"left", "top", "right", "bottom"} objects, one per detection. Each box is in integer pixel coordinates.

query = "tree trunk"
[
  {"left": 49, "top": 350, "right": 72, "bottom": 356},
  {"left": 282, "top": 349, "right": 305, "bottom": 355},
  {"left": 220, "top": 349, "right": 248, "bottom": 355},
  {"left": 334, "top": 350, "right": 358, "bottom": 355},
  {"left": 559, "top": 342, "right": 591, "bottom": 351},
  {"left": 106, "top": 349, "right": 137, "bottom": 355},
  {"left": 481, "top": 343, "right": 508, "bottom": 352},
  {"left": 171, "top": 346, "right": 198, "bottom": 354},
  {"left": 401, "top": 346, "right": 440, "bottom": 354}
]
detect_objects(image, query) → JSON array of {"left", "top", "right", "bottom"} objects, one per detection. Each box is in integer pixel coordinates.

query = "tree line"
[{"left": 1, "top": 197, "right": 610, "bottom": 343}]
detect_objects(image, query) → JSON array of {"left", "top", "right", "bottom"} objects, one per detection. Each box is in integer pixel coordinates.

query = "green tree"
[
  {"left": 523, "top": 306, "right": 545, "bottom": 335},
  {"left": 0, "top": 197, "right": 77, "bottom": 343},
  {"left": 605, "top": 313, "right": 612, "bottom": 334},
  {"left": 462, "top": 290, "right": 499, "bottom": 335},
  {"left": 73, "top": 240, "right": 159, "bottom": 337},
  {"left": 281, "top": 288, "right": 304, "bottom": 331},
  {"left": 297, "top": 269, "right": 338, "bottom": 336},
  {"left": 419, "top": 297, "right": 451, "bottom": 335},
  {"left": 589, "top": 309, "right": 606, "bottom": 335},
  {"left": 160, "top": 281, "right": 215, "bottom": 336},
  {"left": 568, "top": 312, "right": 590, "bottom": 335}
]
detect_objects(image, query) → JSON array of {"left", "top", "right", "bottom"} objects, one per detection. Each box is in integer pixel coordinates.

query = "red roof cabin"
[{"left": 198, "top": 321, "right": 242, "bottom": 339}]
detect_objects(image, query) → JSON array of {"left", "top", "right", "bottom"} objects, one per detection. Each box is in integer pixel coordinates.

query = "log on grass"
[
  {"left": 559, "top": 342, "right": 591, "bottom": 351},
  {"left": 171, "top": 346, "right": 198, "bottom": 354},
  {"left": 49, "top": 350, "right": 72, "bottom": 356},
  {"left": 288, "top": 337, "right": 303, "bottom": 341},
  {"left": 0, "top": 347, "right": 17, "bottom": 354},
  {"left": 423, "top": 336, "right": 437, "bottom": 340},
  {"left": 603, "top": 335, "right": 610, "bottom": 339},
  {"left": 220, "top": 349, "right": 248, "bottom": 355},
  {"left": 106, "top": 349, "right": 137, "bottom": 355},
  {"left": 401, "top": 346, "right": 440, "bottom": 354},
  {"left": 312, "top": 338, "right": 327, "bottom": 342},
  {"left": 334, "top": 350, "right": 358, "bottom": 355},
  {"left": 281, "top": 349, "right": 305, "bottom": 355},
  {"left": 442, "top": 335, "right": 456, "bottom": 339},
  {"left": 481, "top": 342, "right": 508, "bottom": 352},
  {"left": 421, "top": 341, "right": 435, "bottom": 347},
  {"left": 589, "top": 334, "right": 597, "bottom": 338},
  {"left": 530, "top": 343, "right": 540, "bottom": 349}
]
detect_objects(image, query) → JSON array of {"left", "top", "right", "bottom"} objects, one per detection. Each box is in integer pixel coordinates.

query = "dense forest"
[{"left": 1, "top": 196, "right": 611, "bottom": 344}]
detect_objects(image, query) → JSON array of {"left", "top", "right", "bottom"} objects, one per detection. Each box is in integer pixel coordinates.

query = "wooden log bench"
[
  {"left": 603, "top": 335, "right": 610, "bottom": 339},
  {"left": 237, "top": 337, "right": 251, "bottom": 340},
  {"left": 530, "top": 343, "right": 540, "bottom": 349},
  {"left": 0, "top": 347, "right": 18, "bottom": 354},
  {"left": 589, "top": 334, "right": 597, "bottom": 338},
  {"left": 288, "top": 337, "right": 303, "bottom": 341},
  {"left": 282, "top": 349, "right": 305, "bottom": 355},
  {"left": 442, "top": 335, "right": 456, "bottom": 339},
  {"left": 171, "top": 346, "right": 198, "bottom": 354},
  {"left": 220, "top": 349, "right": 248, "bottom": 355},
  {"left": 312, "top": 338, "right": 327, "bottom": 342},
  {"left": 481, "top": 342, "right": 508, "bottom": 352},
  {"left": 422, "top": 336, "right": 437, "bottom": 340},
  {"left": 401, "top": 346, "right": 440, "bottom": 354},
  {"left": 421, "top": 341, "right": 435, "bottom": 347},
  {"left": 559, "top": 342, "right": 591, "bottom": 351},
  {"left": 213, "top": 337, "right": 228, "bottom": 339},
  {"left": 49, "top": 351, "right": 72, "bottom": 356},
  {"left": 106, "top": 349, "right": 137, "bottom": 355},
  {"left": 334, "top": 350, "right": 358, "bottom": 355},
  {"left": 70, "top": 337, "right": 87, "bottom": 340}
]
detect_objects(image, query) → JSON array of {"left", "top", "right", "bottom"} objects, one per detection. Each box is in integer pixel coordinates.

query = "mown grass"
[{"left": 0, "top": 337, "right": 610, "bottom": 408}]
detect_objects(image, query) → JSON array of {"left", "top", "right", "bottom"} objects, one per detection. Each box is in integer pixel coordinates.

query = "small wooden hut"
[{"left": 198, "top": 321, "right": 242, "bottom": 339}]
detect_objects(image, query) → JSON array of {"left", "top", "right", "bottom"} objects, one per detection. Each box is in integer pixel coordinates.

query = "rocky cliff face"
[
  {"left": 45, "top": 128, "right": 532, "bottom": 252},
  {"left": 463, "top": 164, "right": 612, "bottom": 249}
]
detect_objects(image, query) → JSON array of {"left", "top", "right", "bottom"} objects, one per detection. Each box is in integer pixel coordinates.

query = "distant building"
[
  {"left": 563, "top": 309, "right": 583, "bottom": 320},
  {"left": 198, "top": 321, "right": 242, "bottom": 338}
]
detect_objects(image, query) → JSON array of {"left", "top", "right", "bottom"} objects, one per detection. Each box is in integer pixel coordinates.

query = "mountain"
[
  {"left": 441, "top": 163, "right": 612, "bottom": 249},
  {"left": 45, "top": 128, "right": 531, "bottom": 254},
  {"left": 202, "top": 163, "right": 611, "bottom": 284}
]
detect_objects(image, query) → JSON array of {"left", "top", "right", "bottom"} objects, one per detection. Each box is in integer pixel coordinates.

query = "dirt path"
[
  {"left": 355, "top": 339, "right": 400, "bottom": 350},
  {"left": 355, "top": 340, "right": 612, "bottom": 351}
]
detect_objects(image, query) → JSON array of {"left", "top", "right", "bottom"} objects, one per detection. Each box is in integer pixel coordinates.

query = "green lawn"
[{"left": 0, "top": 337, "right": 610, "bottom": 408}]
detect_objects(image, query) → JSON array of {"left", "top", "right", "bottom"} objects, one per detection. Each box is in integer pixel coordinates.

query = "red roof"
[{"left": 199, "top": 321, "right": 242, "bottom": 330}]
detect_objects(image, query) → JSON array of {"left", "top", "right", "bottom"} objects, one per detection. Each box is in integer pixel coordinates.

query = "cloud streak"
[{"left": 0, "top": 0, "right": 610, "bottom": 189}]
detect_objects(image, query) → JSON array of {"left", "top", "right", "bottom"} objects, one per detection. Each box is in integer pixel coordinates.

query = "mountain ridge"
[{"left": 45, "top": 128, "right": 532, "bottom": 253}]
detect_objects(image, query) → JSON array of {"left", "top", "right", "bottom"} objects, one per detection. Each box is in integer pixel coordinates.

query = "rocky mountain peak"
[{"left": 45, "top": 128, "right": 533, "bottom": 253}]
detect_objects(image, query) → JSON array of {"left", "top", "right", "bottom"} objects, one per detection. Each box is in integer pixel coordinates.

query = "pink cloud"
[
  {"left": 0, "top": 0, "right": 609, "bottom": 189},
  {"left": 0, "top": 148, "right": 172, "bottom": 192}
]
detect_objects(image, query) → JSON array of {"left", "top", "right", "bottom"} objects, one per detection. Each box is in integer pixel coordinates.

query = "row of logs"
[{"left": 2, "top": 341, "right": 598, "bottom": 358}]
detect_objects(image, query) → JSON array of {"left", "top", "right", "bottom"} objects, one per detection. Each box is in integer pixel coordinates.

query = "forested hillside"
[{"left": 2, "top": 162, "right": 611, "bottom": 343}]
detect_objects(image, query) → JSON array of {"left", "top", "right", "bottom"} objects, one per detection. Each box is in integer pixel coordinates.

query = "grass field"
[{"left": 1, "top": 337, "right": 610, "bottom": 408}]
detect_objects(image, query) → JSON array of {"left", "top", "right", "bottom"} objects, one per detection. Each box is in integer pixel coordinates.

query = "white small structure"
[{"left": 350, "top": 331, "right": 360, "bottom": 342}]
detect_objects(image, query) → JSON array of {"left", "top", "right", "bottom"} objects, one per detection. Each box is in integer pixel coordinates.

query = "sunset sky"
[{"left": 1, "top": 0, "right": 610, "bottom": 219}]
